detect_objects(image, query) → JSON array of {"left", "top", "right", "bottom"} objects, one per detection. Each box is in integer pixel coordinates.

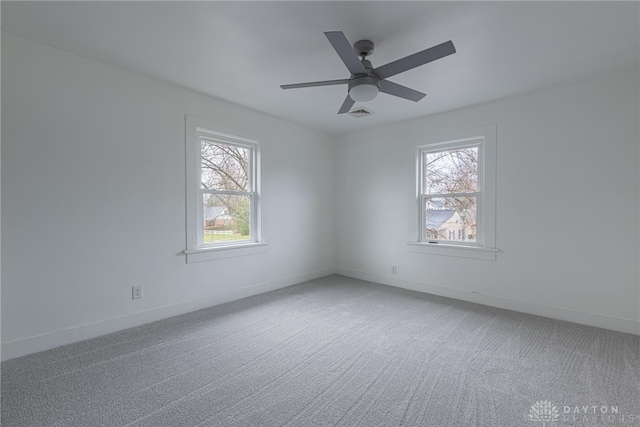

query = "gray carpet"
[{"left": 2, "top": 275, "right": 639, "bottom": 427}]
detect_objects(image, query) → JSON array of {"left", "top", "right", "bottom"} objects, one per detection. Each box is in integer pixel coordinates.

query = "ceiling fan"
[{"left": 280, "top": 31, "right": 456, "bottom": 114}]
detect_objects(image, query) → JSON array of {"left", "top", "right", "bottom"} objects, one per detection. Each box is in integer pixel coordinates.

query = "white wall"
[
  {"left": 335, "top": 66, "right": 640, "bottom": 334},
  {"left": 1, "top": 33, "right": 336, "bottom": 359}
]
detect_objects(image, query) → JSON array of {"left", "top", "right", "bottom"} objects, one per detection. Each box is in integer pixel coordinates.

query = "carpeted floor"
[{"left": 2, "top": 275, "right": 639, "bottom": 426}]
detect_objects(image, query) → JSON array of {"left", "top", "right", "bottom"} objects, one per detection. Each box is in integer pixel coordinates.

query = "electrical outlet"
[
  {"left": 391, "top": 265, "right": 397, "bottom": 274},
  {"left": 132, "top": 285, "right": 143, "bottom": 300}
]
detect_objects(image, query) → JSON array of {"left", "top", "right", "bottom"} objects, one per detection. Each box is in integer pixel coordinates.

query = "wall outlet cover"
[{"left": 132, "top": 285, "right": 143, "bottom": 300}]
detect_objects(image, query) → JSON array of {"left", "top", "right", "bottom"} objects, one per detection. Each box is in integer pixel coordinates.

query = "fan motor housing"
[{"left": 348, "top": 75, "right": 380, "bottom": 91}]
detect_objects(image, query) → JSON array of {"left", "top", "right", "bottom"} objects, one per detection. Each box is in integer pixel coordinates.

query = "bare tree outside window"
[{"left": 201, "top": 142, "right": 249, "bottom": 192}]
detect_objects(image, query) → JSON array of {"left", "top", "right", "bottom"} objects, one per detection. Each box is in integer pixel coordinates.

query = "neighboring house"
[
  {"left": 203, "top": 205, "right": 233, "bottom": 229},
  {"left": 426, "top": 209, "right": 466, "bottom": 241},
  {"left": 461, "top": 208, "right": 477, "bottom": 241},
  {"left": 426, "top": 198, "right": 476, "bottom": 242}
]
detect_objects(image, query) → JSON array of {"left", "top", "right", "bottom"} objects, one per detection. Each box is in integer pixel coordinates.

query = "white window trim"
[
  {"left": 408, "top": 124, "right": 497, "bottom": 260},
  {"left": 185, "top": 115, "right": 267, "bottom": 264}
]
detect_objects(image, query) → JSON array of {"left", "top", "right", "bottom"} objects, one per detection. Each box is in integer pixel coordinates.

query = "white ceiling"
[{"left": 2, "top": 1, "right": 639, "bottom": 135}]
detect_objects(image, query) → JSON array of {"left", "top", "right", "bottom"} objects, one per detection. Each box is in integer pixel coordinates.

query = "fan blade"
[
  {"left": 338, "top": 95, "right": 355, "bottom": 114},
  {"left": 281, "top": 79, "right": 350, "bottom": 89},
  {"left": 379, "top": 80, "right": 426, "bottom": 102},
  {"left": 324, "top": 31, "right": 367, "bottom": 75},
  {"left": 374, "top": 40, "right": 456, "bottom": 80}
]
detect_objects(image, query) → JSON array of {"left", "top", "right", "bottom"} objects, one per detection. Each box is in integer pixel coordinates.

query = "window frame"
[
  {"left": 197, "top": 135, "right": 257, "bottom": 248},
  {"left": 418, "top": 139, "right": 483, "bottom": 247},
  {"left": 408, "top": 124, "right": 497, "bottom": 260},
  {"left": 185, "top": 115, "right": 266, "bottom": 263}
]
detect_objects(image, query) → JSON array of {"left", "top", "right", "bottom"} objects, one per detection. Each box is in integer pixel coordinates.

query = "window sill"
[
  {"left": 185, "top": 242, "right": 268, "bottom": 264},
  {"left": 406, "top": 241, "right": 497, "bottom": 261}
]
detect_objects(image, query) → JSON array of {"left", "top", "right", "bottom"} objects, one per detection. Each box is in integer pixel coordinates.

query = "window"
[
  {"left": 409, "top": 124, "right": 497, "bottom": 260},
  {"left": 185, "top": 116, "right": 265, "bottom": 263},
  {"left": 421, "top": 143, "right": 479, "bottom": 244},
  {"left": 200, "top": 138, "right": 254, "bottom": 244}
]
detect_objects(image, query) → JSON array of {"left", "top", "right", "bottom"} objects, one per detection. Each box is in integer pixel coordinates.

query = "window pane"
[
  {"left": 425, "top": 196, "right": 477, "bottom": 242},
  {"left": 203, "top": 193, "right": 251, "bottom": 243},
  {"left": 201, "top": 141, "right": 250, "bottom": 191},
  {"left": 425, "top": 147, "right": 478, "bottom": 194}
]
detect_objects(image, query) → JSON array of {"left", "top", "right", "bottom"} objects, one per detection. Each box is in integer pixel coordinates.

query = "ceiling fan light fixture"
[
  {"left": 348, "top": 76, "right": 380, "bottom": 102},
  {"left": 280, "top": 31, "right": 456, "bottom": 114}
]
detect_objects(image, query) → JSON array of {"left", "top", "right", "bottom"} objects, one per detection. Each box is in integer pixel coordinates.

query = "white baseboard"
[
  {"left": 335, "top": 267, "right": 640, "bottom": 336},
  {"left": 1, "top": 267, "right": 335, "bottom": 361}
]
